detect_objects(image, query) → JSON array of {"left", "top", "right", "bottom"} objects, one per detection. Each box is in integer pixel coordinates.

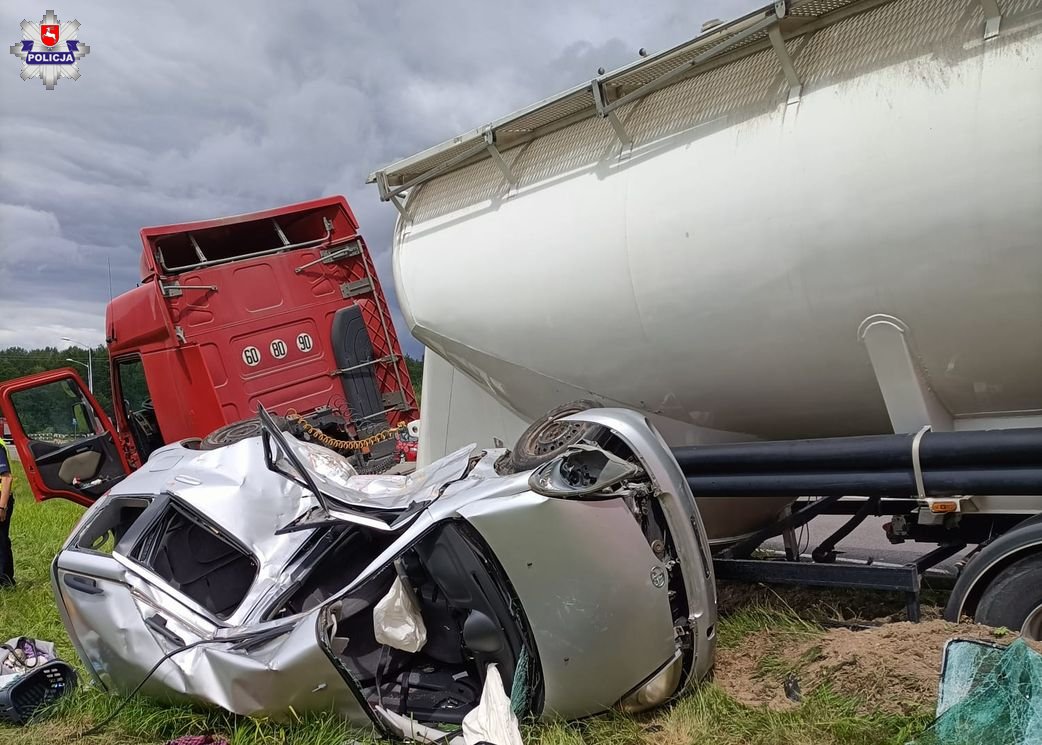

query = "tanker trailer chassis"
[{"left": 672, "top": 429, "right": 1042, "bottom": 636}]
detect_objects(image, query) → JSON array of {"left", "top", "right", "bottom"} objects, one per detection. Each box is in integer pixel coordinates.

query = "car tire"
[
  {"left": 505, "top": 399, "right": 602, "bottom": 473},
  {"left": 974, "top": 551, "right": 1042, "bottom": 640},
  {"left": 199, "top": 415, "right": 290, "bottom": 450}
]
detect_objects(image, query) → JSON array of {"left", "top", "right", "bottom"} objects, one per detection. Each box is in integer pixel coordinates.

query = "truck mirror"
[{"left": 72, "top": 403, "right": 92, "bottom": 435}]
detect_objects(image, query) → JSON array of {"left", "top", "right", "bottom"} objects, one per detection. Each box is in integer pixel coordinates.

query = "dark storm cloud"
[{"left": 0, "top": 0, "right": 748, "bottom": 352}]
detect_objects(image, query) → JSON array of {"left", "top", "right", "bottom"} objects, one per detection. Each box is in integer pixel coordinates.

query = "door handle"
[
  {"left": 145, "top": 615, "right": 186, "bottom": 647},
  {"left": 63, "top": 574, "right": 103, "bottom": 595}
]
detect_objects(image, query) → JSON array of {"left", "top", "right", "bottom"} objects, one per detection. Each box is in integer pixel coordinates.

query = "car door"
[
  {"left": 53, "top": 494, "right": 219, "bottom": 691},
  {"left": 0, "top": 369, "right": 134, "bottom": 505}
]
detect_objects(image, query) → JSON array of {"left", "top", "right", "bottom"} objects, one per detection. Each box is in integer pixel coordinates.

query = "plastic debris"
[
  {"left": 0, "top": 659, "right": 77, "bottom": 725},
  {"left": 374, "top": 706, "right": 461, "bottom": 744},
  {"left": 373, "top": 575, "right": 428, "bottom": 653},
  {"left": 909, "top": 637, "right": 1042, "bottom": 745},
  {"left": 462, "top": 663, "right": 524, "bottom": 745}
]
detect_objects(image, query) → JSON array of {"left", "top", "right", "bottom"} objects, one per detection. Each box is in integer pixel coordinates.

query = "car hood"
[{"left": 105, "top": 437, "right": 478, "bottom": 568}]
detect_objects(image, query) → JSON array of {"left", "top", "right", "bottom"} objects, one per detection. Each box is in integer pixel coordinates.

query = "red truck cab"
[{"left": 1, "top": 196, "right": 418, "bottom": 506}]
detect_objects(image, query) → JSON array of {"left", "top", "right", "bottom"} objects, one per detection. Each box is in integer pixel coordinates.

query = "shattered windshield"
[
  {"left": 279, "top": 435, "right": 479, "bottom": 510},
  {"left": 259, "top": 406, "right": 477, "bottom": 514},
  {"left": 278, "top": 437, "right": 361, "bottom": 494}
]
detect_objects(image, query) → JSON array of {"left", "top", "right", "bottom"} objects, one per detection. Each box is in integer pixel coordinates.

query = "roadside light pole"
[
  {"left": 65, "top": 358, "right": 90, "bottom": 378},
  {"left": 61, "top": 336, "right": 94, "bottom": 393}
]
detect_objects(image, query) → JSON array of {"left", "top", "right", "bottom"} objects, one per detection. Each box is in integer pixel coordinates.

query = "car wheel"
[
  {"left": 199, "top": 415, "right": 290, "bottom": 450},
  {"left": 974, "top": 552, "right": 1042, "bottom": 640},
  {"left": 505, "top": 399, "right": 602, "bottom": 473}
]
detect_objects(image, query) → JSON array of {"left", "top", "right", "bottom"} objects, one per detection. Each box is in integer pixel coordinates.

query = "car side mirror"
[{"left": 463, "top": 610, "right": 503, "bottom": 654}]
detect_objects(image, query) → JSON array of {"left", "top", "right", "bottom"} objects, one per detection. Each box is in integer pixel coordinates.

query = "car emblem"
[{"left": 650, "top": 566, "right": 666, "bottom": 588}]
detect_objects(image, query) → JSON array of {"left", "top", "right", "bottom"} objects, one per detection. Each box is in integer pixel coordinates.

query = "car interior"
[
  {"left": 10, "top": 378, "right": 128, "bottom": 500},
  {"left": 319, "top": 522, "right": 531, "bottom": 725},
  {"left": 125, "top": 498, "right": 259, "bottom": 619}
]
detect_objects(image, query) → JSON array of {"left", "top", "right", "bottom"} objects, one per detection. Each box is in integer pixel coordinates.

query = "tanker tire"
[
  {"left": 199, "top": 415, "right": 290, "bottom": 450},
  {"left": 505, "top": 399, "right": 602, "bottom": 473},
  {"left": 974, "top": 552, "right": 1042, "bottom": 641}
]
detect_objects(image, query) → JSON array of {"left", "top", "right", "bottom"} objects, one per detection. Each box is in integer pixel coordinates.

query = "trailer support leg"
[
  {"left": 905, "top": 592, "right": 921, "bottom": 622},
  {"left": 912, "top": 542, "right": 967, "bottom": 574},
  {"left": 721, "top": 496, "right": 843, "bottom": 559},
  {"left": 781, "top": 505, "right": 801, "bottom": 561},
  {"left": 903, "top": 544, "right": 965, "bottom": 621},
  {"left": 812, "top": 497, "right": 878, "bottom": 563}
]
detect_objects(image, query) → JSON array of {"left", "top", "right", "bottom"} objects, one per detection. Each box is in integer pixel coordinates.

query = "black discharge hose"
[
  {"left": 686, "top": 467, "right": 1042, "bottom": 497},
  {"left": 673, "top": 427, "right": 1042, "bottom": 473},
  {"left": 674, "top": 427, "right": 1042, "bottom": 497}
]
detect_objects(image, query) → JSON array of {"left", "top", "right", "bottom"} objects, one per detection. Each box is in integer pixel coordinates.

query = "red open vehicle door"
[{"left": 0, "top": 369, "right": 133, "bottom": 506}]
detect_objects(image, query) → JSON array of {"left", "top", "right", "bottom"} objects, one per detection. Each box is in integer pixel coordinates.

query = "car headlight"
[
  {"left": 617, "top": 650, "right": 684, "bottom": 714},
  {"left": 528, "top": 445, "right": 641, "bottom": 498}
]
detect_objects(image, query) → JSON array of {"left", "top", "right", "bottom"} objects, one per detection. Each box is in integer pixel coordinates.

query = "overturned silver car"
[{"left": 51, "top": 406, "right": 716, "bottom": 735}]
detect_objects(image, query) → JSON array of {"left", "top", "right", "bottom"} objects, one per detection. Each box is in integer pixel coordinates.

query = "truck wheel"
[
  {"left": 505, "top": 399, "right": 601, "bottom": 473},
  {"left": 974, "top": 552, "right": 1042, "bottom": 640},
  {"left": 199, "top": 415, "right": 290, "bottom": 450}
]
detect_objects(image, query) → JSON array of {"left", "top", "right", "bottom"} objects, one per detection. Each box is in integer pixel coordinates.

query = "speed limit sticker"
[
  {"left": 296, "top": 332, "right": 314, "bottom": 352},
  {"left": 242, "top": 346, "right": 261, "bottom": 367},
  {"left": 270, "top": 339, "right": 288, "bottom": 359}
]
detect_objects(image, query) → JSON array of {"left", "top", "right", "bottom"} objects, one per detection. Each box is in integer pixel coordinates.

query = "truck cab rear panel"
[{"left": 107, "top": 196, "right": 417, "bottom": 450}]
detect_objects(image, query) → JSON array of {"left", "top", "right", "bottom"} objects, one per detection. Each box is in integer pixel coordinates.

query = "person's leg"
[{"left": 0, "top": 496, "right": 13, "bottom": 586}]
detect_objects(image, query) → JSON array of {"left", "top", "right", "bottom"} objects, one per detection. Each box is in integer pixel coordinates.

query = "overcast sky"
[{"left": 0, "top": 0, "right": 750, "bottom": 357}]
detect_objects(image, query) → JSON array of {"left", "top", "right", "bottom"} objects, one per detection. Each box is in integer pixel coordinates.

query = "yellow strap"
[{"left": 285, "top": 411, "right": 405, "bottom": 452}]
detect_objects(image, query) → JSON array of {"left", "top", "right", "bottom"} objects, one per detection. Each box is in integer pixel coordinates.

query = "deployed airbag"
[
  {"left": 461, "top": 663, "right": 524, "bottom": 745},
  {"left": 373, "top": 576, "right": 427, "bottom": 653}
]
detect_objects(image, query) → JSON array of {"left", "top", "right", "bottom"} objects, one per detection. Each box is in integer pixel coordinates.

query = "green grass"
[{"left": 0, "top": 460, "right": 930, "bottom": 744}]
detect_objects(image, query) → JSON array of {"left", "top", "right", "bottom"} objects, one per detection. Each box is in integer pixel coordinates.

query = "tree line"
[{"left": 0, "top": 346, "right": 424, "bottom": 428}]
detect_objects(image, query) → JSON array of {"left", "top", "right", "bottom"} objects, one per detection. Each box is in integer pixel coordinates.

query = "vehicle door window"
[
  {"left": 115, "top": 357, "right": 165, "bottom": 460},
  {"left": 9, "top": 378, "right": 126, "bottom": 498}
]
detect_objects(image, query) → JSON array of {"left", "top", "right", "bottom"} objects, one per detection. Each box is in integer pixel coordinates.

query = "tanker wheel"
[
  {"left": 974, "top": 552, "right": 1042, "bottom": 641},
  {"left": 199, "top": 415, "right": 290, "bottom": 450},
  {"left": 505, "top": 399, "right": 602, "bottom": 473}
]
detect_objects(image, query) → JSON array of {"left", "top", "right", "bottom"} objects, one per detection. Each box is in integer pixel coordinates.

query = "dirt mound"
[{"left": 714, "top": 619, "right": 1035, "bottom": 716}]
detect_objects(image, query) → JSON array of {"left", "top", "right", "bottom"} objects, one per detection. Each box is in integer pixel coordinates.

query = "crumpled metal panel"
[
  {"left": 287, "top": 437, "right": 475, "bottom": 511},
  {"left": 461, "top": 493, "right": 675, "bottom": 719},
  {"left": 144, "top": 611, "right": 366, "bottom": 721},
  {"left": 53, "top": 409, "right": 715, "bottom": 731}
]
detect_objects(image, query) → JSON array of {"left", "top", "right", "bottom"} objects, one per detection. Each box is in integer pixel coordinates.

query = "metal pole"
[{"left": 62, "top": 337, "right": 95, "bottom": 393}]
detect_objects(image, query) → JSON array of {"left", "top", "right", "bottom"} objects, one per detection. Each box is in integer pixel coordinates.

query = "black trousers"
[{"left": 0, "top": 495, "right": 13, "bottom": 585}]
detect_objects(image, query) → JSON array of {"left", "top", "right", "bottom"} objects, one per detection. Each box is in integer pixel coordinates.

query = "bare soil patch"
[{"left": 714, "top": 618, "right": 1038, "bottom": 716}]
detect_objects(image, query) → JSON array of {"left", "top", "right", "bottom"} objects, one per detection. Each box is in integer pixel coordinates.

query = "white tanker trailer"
[{"left": 369, "top": 0, "right": 1042, "bottom": 634}]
